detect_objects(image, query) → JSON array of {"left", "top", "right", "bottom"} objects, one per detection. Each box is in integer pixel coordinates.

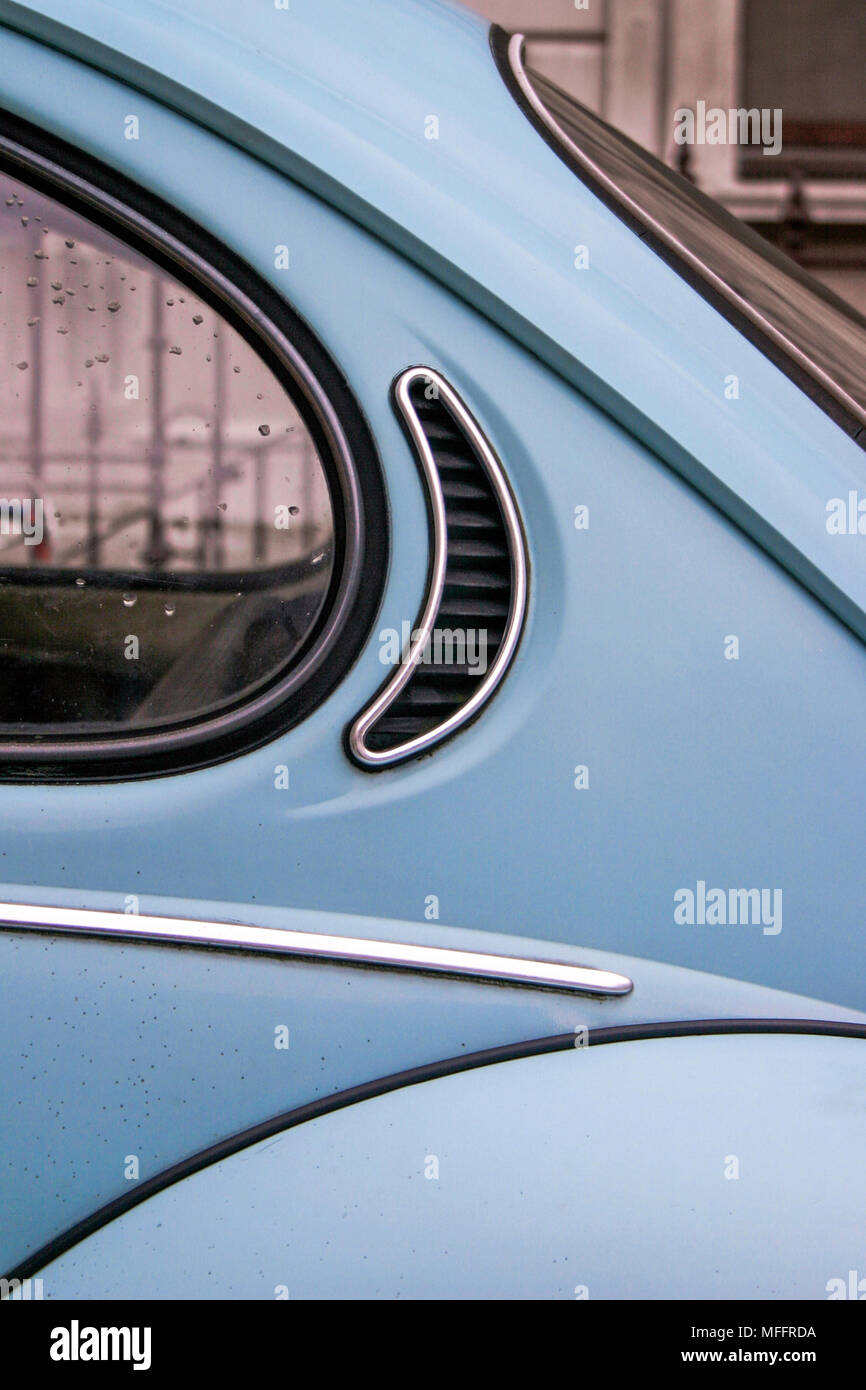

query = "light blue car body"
[{"left": 1, "top": 0, "right": 864, "bottom": 1297}]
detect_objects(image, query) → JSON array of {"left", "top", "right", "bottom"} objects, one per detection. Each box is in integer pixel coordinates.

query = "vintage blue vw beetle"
[{"left": 1, "top": 0, "right": 866, "bottom": 1301}]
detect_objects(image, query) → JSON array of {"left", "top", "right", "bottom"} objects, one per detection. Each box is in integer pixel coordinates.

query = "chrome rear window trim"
[
  {"left": 505, "top": 31, "right": 866, "bottom": 436},
  {"left": 0, "top": 900, "right": 633, "bottom": 996}
]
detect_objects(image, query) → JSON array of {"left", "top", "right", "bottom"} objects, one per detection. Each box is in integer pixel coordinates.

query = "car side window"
[{"left": 0, "top": 168, "right": 338, "bottom": 742}]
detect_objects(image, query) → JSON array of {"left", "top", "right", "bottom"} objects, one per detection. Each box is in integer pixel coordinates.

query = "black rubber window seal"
[
  {"left": 0, "top": 109, "right": 389, "bottom": 782},
  {"left": 489, "top": 24, "right": 866, "bottom": 450}
]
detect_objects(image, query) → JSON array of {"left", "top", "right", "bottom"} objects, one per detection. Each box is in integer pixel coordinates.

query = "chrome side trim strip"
[
  {"left": 507, "top": 33, "right": 866, "bottom": 435},
  {"left": 348, "top": 366, "right": 528, "bottom": 767},
  {"left": 0, "top": 901, "right": 633, "bottom": 996}
]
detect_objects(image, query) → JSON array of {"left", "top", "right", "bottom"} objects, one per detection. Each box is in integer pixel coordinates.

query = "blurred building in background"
[{"left": 467, "top": 0, "right": 866, "bottom": 314}]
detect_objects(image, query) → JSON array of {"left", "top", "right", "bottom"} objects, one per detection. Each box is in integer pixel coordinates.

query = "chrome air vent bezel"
[{"left": 348, "top": 368, "right": 527, "bottom": 768}]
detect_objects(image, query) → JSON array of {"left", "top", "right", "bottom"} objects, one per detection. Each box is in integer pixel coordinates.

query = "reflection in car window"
[
  {"left": 523, "top": 65, "right": 866, "bottom": 427},
  {"left": 0, "top": 172, "right": 334, "bottom": 734}
]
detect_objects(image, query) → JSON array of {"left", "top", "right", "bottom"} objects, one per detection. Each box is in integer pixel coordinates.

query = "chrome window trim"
[
  {"left": 348, "top": 366, "right": 528, "bottom": 767},
  {"left": 0, "top": 900, "right": 633, "bottom": 996},
  {"left": 0, "top": 123, "right": 387, "bottom": 776},
  {"left": 506, "top": 32, "right": 866, "bottom": 435}
]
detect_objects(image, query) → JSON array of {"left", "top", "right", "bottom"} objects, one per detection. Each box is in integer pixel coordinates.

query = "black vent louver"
[{"left": 348, "top": 367, "right": 527, "bottom": 767}]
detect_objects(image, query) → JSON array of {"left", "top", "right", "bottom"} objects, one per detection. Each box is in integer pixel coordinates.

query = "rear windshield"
[{"left": 520, "top": 61, "right": 866, "bottom": 432}]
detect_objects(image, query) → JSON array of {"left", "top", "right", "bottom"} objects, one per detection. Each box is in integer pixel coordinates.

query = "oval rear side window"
[{"left": 0, "top": 131, "right": 386, "bottom": 779}]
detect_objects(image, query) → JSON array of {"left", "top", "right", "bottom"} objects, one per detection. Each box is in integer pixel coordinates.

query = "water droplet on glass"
[
  {"left": 57, "top": 327, "right": 68, "bottom": 335},
  {"left": 289, "top": 505, "right": 300, "bottom": 515},
  {"left": 192, "top": 314, "right": 203, "bottom": 325},
  {"left": 84, "top": 358, "right": 94, "bottom": 368},
  {"left": 26, "top": 276, "right": 38, "bottom": 287},
  {"left": 217, "top": 502, "right": 227, "bottom": 512},
  {"left": 107, "top": 301, "right": 121, "bottom": 313},
  {"left": 15, "top": 361, "right": 28, "bottom": 370},
  {"left": 75, "top": 577, "right": 85, "bottom": 587},
  {"left": 51, "top": 280, "right": 62, "bottom": 291},
  {"left": 258, "top": 424, "right": 271, "bottom": 436},
  {"left": 169, "top": 345, "right": 182, "bottom": 355},
  {"left": 95, "top": 353, "right": 109, "bottom": 363},
  {"left": 20, "top": 215, "right": 28, "bottom": 226},
  {"left": 165, "top": 298, "right": 174, "bottom": 306},
  {"left": 52, "top": 295, "right": 65, "bottom": 306},
  {"left": 27, "top": 317, "right": 39, "bottom": 327},
  {"left": 164, "top": 602, "right": 176, "bottom": 617},
  {"left": 232, "top": 365, "right": 240, "bottom": 374},
  {"left": 33, "top": 249, "right": 48, "bottom": 259},
  {"left": 65, "top": 239, "right": 75, "bottom": 248},
  {"left": 122, "top": 592, "right": 137, "bottom": 608}
]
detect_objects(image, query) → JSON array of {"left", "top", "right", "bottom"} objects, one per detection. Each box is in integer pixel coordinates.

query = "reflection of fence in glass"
[
  {"left": 0, "top": 175, "right": 337, "bottom": 733},
  {"left": 0, "top": 190, "right": 330, "bottom": 576}
]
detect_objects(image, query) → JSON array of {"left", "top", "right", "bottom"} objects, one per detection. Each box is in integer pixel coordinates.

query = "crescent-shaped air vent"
[{"left": 348, "top": 367, "right": 527, "bottom": 767}]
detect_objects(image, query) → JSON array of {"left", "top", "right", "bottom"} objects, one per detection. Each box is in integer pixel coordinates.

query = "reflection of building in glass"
[
  {"left": 468, "top": 0, "right": 866, "bottom": 316},
  {"left": 0, "top": 177, "right": 331, "bottom": 575},
  {"left": 0, "top": 174, "right": 337, "bottom": 733}
]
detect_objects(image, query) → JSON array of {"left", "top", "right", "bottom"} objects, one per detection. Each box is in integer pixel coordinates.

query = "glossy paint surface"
[
  {"left": 5, "top": 888, "right": 861, "bottom": 1273},
  {"left": 0, "top": 0, "right": 864, "bottom": 638},
  {"left": 0, "top": 40, "right": 862, "bottom": 1010},
  {"left": 36, "top": 1032, "right": 866, "bottom": 1299},
  {"left": 0, "top": 4, "right": 864, "bottom": 1287}
]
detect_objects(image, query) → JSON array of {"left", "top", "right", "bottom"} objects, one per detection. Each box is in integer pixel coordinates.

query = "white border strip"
[{"left": 0, "top": 900, "right": 632, "bottom": 996}]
